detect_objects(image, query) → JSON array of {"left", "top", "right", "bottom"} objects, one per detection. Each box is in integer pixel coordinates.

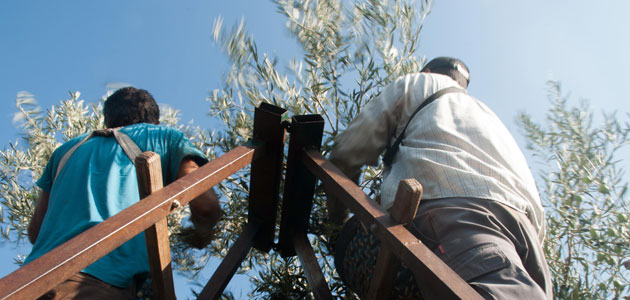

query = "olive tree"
[
  {"left": 4, "top": 2, "right": 629, "bottom": 300},
  {"left": 518, "top": 81, "right": 630, "bottom": 299},
  {"left": 207, "top": 0, "right": 431, "bottom": 298},
  {"left": 1, "top": 0, "right": 431, "bottom": 298}
]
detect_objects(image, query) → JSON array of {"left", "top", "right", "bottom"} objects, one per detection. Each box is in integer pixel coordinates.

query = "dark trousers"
[{"left": 37, "top": 272, "right": 134, "bottom": 300}]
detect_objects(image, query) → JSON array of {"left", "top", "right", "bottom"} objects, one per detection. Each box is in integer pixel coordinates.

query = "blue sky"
[{"left": 1, "top": 0, "right": 629, "bottom": 298}]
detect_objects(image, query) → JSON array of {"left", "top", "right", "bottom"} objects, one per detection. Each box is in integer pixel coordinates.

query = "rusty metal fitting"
[{"left": 171, "top": 200, "right": 181, "bottom": 210}]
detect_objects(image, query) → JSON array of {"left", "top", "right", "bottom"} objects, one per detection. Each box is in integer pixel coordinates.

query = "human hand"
[{"left": 177, "top": 226, "right": 214, "bottom": 249}]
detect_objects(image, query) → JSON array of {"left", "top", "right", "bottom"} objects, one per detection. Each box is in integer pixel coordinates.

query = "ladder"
[{"left": 0, "top": 103, "right": 482, "bottom": 300}]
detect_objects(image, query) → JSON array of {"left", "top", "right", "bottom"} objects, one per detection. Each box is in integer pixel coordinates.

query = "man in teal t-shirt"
[{"left": 26, "top": 87, "right": 221, "bottom": 299}]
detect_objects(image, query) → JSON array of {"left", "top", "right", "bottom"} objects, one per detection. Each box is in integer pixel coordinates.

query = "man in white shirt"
[{"left": 329, "top": 57, "right": 552, "bottom": 299}]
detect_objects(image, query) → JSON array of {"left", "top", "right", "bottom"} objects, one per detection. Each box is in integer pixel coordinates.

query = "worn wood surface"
[
  {"left": 390, "top": 179, "right": 423, "bottom": 224},
  {"left": 0, "top": 144, "right": 261, "bottom": 300},
  {"left": 136, "top": 151, "right": 176, "bottom": 300},
  {"left": 294, "top": 233, "right": 334, "bottom": 300},
  {"left": 302, "top": 149, "right": 484, "bottom": 300}
]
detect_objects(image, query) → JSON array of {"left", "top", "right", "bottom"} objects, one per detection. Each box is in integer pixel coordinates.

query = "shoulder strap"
[
  {"left": 54, "top": 132, "right": 95, "bottom": 182},
  {"left": 382, "top": 86, "right": 466, "bottom": 167},
  {"left": 111, "top": 130, "right": 142, "bottom": 163},
  {"left": 53, "top": 128, "right": 142, "bottom": 183}
]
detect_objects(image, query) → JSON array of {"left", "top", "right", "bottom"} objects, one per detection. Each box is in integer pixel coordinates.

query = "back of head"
[
  {"left": 104, "top": 87, "right": 160, "bottom": 128},
  {"left": 421, "top": 57, "right": 470, "bottom": 89}
]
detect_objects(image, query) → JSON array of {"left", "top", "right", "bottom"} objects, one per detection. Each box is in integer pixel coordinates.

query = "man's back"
[
  {"left": 386, "top": 73, "right": 543, "bottom": 237},
  {"left": 26, "top": 123, "right": 206, "bottom": 288},
  {"left": 331, "top": 72, "right": 544, "bottom": 235},
  {"left": 330, "top": 58, "right": 552, "bottom": 299}
]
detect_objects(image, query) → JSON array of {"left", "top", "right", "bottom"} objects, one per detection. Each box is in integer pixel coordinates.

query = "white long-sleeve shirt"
[{"left": 330, "top": 72, "right": 545, "bottom": 240}]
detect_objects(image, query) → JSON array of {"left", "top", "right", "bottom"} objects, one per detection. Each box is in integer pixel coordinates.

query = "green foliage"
[
  {"left": 3, "top": 2, "right": 628, "bottom": 300},
  {"left": 0, "top": 0, "right": 433, "bottom": 293},
  {"left": 0, "top": 91, "right": 100, "bottom": 247},
  {"left": 518, "top": 81, "right": 630, "bottom": 299},
  {"left": 208, "top": 0, "right": 430, "bottom": 298},
  {"left": 1, "top": 0, "right": 431, "bottom": 294}
]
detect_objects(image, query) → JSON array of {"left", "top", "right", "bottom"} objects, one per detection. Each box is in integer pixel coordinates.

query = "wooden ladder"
[{"left": 0, "top": 102, "right": 482, "bottom": 300}]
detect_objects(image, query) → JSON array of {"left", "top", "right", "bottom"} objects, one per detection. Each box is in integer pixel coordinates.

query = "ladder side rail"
[
  {"left": 197, "top": 222, "right": 259, "bottom": 300},
  {"left": 301, "top": 148, "right": 484, "bottom": 300},
  {"left": 0, "top": 144, "right": 261, "bottom": 300},
  {"left": 293, "top": 233, "right": 334, "bottom": 300},
  {"left": 278, "top": 114, "right": 325, "bottom": 257},
  {"left": 276, "top": 114, "right": 332, "bottom": 299},
  {"left": 136, "top": 151, "right": 176, "bottom": 300},
  {"left": 248, "top": 103, "right": 289, "bottom": 252}
]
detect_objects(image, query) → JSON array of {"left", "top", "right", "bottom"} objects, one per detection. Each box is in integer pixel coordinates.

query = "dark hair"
[
  {"left": 421, "top": 57, "right": 470, "bottom": 89},
  {"left": 104, "top": 87, "right": 160, "bottom": 128}
]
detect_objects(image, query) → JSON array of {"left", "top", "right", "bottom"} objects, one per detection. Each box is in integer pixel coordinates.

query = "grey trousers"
[
  {"left": 335, "top": 197, "right": 553, "bottom": 300},
  {"left": 410, "top": 198, "right": 553, "bottom": 299}
]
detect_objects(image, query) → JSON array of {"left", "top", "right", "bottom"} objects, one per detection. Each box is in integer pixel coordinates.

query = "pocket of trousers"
[
  {"left": 446, "top": 243, "right": 511, "bottom": 282},
  {"left": 409, "top": 210, "right": 441, "bottom": 251}
]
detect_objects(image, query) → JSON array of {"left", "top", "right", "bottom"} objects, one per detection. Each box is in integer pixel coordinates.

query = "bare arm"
[
  {"left": 178, "top": 157, "right": 221, "bottom": 248},
  {"left": 325, "top": 170, "right": 360, "bottom": 226},
  {"left": 28, "top": 190, "right": 50, "bottom": 244}
]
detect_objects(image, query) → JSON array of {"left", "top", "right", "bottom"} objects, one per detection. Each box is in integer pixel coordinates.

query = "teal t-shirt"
[{"left": 25, "top": 123, "right": 207, "bottom": 288}]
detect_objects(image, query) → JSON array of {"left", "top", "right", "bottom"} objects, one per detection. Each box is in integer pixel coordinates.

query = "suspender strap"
[
  {"left": 54, "top": 132, "right": 95, "bottom": 181},
  {"left": 111, "top": 130, "right": 143, "bottom": 163},
  {"left": 53, "top": 128, "right": 142, "bottom": 183},
  {"left": 382, "top": 86, "right": 466, "bottom": 167}
]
